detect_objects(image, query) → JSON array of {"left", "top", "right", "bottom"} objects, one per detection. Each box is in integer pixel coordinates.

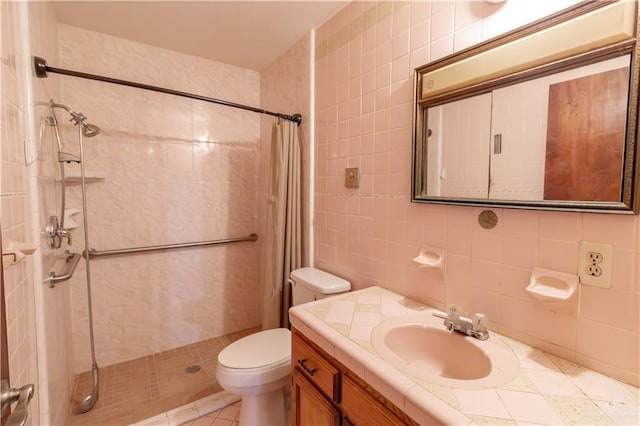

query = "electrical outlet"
[
  {"left": 588, "top": 252, "right": 603, "bottom": 264},
  {"left": 578, "top": 241, "right": 613, "bottom": 288},
  {"left": 586, "top": 264, "right": 602, "bottom": 277}
]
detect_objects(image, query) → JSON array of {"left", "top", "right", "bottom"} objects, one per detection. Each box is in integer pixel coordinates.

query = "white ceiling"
[{"left": 52, "top": 1, "right": 347, "bottom": 71}]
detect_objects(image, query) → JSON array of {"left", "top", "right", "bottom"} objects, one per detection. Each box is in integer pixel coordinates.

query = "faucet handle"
[
  {"left": 471, "top": 313, "right": 487, "bottom": 331},
  {"left": 446, "top": 304, "right": 460, "bottom": 320}
]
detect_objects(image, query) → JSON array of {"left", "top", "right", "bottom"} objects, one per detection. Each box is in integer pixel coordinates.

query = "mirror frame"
[{"left": 412, "top": 1, "right": 640, "bottom": 214}]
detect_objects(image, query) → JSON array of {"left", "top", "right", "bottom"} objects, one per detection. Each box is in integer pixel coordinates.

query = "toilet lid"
[{"left": 218, "top": 328, "right": 291, "bottom": 369}]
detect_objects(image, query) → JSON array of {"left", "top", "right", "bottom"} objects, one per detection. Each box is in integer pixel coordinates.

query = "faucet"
[
  {"left": 44, "top": 216, "right": 72, "bottom": 249},
  {"left": 433, "top": 305, "right": 490, "bottom": 341},
  {"left": 55, "top": 228, "right": 72, "bottom": 247}
]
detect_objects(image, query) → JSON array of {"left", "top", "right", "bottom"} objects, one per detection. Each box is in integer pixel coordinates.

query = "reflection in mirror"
[
  {"left": 425, "top": 55, "right": 630, "bottom": 202},
  {"left": 426, "top": 93, "right": 491, "bottom": 199},
  {"left": 413, "top": 1, "right": 640, "bottom": 213}
]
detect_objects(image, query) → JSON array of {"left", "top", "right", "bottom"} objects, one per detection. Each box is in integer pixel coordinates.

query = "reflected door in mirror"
[{"left": 544, "top": 67, "right": 628, "bottom": 201}]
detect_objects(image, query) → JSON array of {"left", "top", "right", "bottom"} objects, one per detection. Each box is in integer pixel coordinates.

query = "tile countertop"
[{"left": 289, "top": 286, "right": 640, "bottom": 425}]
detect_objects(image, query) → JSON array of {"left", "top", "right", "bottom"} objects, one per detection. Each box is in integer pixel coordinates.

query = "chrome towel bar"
[{"left": 84, "top": 233, "right": 258, "bottom": 258}]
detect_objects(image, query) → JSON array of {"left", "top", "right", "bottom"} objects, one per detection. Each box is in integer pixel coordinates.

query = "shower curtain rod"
[{"left": 33, "top": 56, "right": 302, "bottom": 126}]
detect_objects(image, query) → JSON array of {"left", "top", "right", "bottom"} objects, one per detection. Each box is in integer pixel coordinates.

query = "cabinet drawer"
[{"left": 292, "top": 331, "right": 340, "bottom": 402}]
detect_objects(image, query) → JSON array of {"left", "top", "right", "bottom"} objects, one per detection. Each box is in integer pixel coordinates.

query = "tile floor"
[
  {"left": 179, "top": 401, "right": 241, "bottom": 426},
  {"left": 67, "top": 326, "right": 259, "bottom": 426}
]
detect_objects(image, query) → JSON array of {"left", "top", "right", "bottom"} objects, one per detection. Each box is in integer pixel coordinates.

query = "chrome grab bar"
[
  {"left": 84, "top": 233, "right": 258, "bottom": 258},
  {"left": 46, "top": 251, "right": 81, "bottom": 288}
]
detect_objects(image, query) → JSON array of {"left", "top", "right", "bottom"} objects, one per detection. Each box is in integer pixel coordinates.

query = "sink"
[{"left": 371, "top": 312, "right": 519, "bottom": 389}]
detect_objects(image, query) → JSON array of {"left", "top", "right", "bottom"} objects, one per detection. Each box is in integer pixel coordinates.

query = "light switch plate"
[{"left": 345, "top": 167, "right": 359, "bottom": 188}]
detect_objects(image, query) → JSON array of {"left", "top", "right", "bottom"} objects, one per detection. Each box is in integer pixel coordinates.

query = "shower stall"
[{"left": 30, "top": 24, "right": 303, "bottom": 425}]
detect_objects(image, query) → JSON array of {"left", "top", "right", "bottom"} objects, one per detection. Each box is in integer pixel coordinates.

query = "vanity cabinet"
[
  {"left": 291, "top": 328, "right": 418, "bottom": 426},
  {"left": 292, "top": 368, "right": 341, "bottom": 426}
]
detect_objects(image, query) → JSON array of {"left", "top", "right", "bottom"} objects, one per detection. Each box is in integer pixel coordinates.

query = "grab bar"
[
  {"left": 84, "top": 233, "right": 258, "bottom": 258},
  {"left": 46, "top": 251, "right": 81, "bottom": 288}
]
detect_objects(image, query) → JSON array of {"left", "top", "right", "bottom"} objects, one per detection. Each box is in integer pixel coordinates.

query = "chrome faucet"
[
  {"left": 433, "top": 305, "right": 490, "bottom": 341},
  {"left": 55, "top": 228, "right": 72, "bottom": 247},
  {"left": 44, "top": 216, "right": 72, "bottom": 248}
]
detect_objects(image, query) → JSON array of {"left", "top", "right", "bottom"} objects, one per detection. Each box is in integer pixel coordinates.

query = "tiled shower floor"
[{"left": 67, "top": 326, "right": 260, "bottom": 425}]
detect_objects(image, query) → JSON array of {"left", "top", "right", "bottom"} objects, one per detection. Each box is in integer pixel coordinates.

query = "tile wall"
[
  {"left": 314, "top": 0, "right": 640, "bottom": 386},
  {"left": 0, "top": 3, "right": 40, "bottom": 424},
  {"left": 29, "top": 4, "right": 77, "bottom": 424},
  {"left": 2, "top": 1, "right": 73, "bottom": 424},
  {"left": 57, "top": 25, "right": 262, "bottom": 371}
]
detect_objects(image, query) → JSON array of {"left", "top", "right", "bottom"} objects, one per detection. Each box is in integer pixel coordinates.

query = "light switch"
[{"left": 345, "top": 167, "right": 359, "bottom": 188}]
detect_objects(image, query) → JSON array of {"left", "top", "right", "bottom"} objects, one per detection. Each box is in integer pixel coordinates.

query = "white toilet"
[{"left": 216, "top": 267, "right": 350, "bottom": 426}]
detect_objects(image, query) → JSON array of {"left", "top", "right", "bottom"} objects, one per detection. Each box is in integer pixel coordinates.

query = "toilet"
[{"left": 216, "top": 267, "right": 350, "bottom": 426}]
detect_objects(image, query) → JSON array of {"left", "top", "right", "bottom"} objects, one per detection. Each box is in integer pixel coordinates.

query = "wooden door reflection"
[{"left": 544, "top": 67, "right": 628, "bottom": 201}]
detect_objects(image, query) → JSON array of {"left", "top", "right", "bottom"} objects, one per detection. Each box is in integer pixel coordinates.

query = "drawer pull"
[{"left": 297, "top": 359, "right": 317, "bottom": 376}]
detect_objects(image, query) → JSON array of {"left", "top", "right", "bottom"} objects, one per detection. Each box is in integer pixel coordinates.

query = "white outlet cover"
[{"left": 578, "top": 240, "right": 613, "bottom": 288}]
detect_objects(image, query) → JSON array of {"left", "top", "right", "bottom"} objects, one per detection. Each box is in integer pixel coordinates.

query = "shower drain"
[{"left": 185, "top": 364, "right": 202, "bottom": 374}]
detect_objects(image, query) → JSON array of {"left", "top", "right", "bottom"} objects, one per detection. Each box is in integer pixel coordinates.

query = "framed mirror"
[{"left": 412, "top": 1, "right": 640, "bottom": 213}]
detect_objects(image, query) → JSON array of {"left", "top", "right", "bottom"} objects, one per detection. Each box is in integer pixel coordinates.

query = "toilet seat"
[
  {"left": 216, "top": 328, "right": 291, "bottom": 388},
  {"left": 219, "top": 328, "right": 291, "bottom": 369}
]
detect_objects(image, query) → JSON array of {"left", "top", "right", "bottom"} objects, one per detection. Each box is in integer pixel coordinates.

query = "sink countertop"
[{"left": 289, "top": 286, "right": 640, "bottom": 425}]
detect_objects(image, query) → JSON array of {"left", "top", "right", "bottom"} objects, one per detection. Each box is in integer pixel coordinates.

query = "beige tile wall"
[
  {"left": 314, "top": 0, "right": 640, "bottom": 386},
  {"left": 56, "top": 25, "right": 262, "bottom": 371},
  {"left": 29, "top": 3, "right": 78, "bottom": 424},
  {"left": 1, "top": 1, "right": 72, "bottom": 424}
]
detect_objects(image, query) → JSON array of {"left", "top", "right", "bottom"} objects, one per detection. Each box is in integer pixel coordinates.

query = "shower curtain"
[{"left": 262, "top": 119, "right": 302, "bottom": 329}]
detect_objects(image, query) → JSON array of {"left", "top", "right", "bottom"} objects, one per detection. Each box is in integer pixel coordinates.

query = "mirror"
[{"left": 413, "top": 1, "right": 640, "bottom": 213}]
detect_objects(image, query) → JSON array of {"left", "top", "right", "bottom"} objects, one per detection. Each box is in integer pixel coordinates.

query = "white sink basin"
[{"left": 371, "top": 312, "right": 519, "bottom": 389}]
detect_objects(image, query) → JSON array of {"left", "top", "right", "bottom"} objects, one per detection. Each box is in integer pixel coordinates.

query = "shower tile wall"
[
  {"left": 2, "top": 2, "right": 74, "bottom": 424},
  {"left": 0, "top": 3, "right": 40, "bottom": 424},
  {"left": 314, "top": 0, "right": 640, "bottom": 387},
  {"left": 57, "top": 24, "right": 262, "bottom": 371}
]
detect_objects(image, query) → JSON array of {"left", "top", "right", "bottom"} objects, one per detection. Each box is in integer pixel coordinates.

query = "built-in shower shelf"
[{"left": 64, "top": 172, "right": 105, "bottom": 184}]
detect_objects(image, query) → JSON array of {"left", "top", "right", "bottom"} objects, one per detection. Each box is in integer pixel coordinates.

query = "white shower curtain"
[{"left": 262, "top": 119, "right": 302, "bottom": 329}]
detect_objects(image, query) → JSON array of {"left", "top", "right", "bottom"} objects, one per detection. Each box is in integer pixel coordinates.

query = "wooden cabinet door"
[
  {"left": 291, "top": 368, "right": 340, "bottom": 426},
  {"left": 341, "top": 375, "right": 407, "bottom": 426}
]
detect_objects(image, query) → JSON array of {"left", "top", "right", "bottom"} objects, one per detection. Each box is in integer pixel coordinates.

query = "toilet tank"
[{"left": 290, "top": 267, "right": 350, "bottom": 305}]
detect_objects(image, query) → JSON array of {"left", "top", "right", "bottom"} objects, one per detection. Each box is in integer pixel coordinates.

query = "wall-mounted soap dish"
[
  {"left": 526, "top": 267, "right": 578, "bottom": 301},
  {"left": 412, "top": 246, "right": 446, "bottom": 274},
  {"left": 2, "top": 240, "right": 38, "bottom": 268}
]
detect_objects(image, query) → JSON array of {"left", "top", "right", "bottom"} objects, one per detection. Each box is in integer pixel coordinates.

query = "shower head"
[
  {"left": 69, "top": 111, "right": 101, "bottom": 137},
  {"left": 83, "top": 123, "right": 101, "bottom": 138},
  {"left": 49, "top": 100, "right": 101, "bottom": 137}
]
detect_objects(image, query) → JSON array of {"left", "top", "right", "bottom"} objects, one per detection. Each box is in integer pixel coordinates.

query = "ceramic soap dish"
[
  {"left": 526, "top": 267, "right": 578, "bottom": 302},
  {"left": 412, "top": 246, "right": 446, "bottom": 274}
]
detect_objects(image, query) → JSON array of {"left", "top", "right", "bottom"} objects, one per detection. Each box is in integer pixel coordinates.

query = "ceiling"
[{"left": 52, "top": 1, "right": 347, "bottom": 71}]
